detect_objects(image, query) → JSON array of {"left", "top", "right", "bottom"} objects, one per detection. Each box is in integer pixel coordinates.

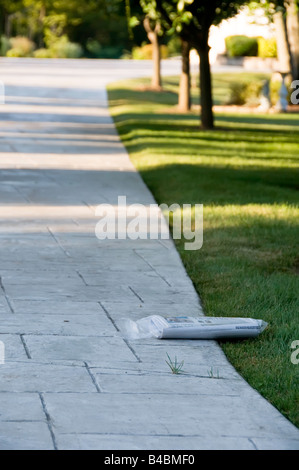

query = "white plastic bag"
[
  {"left": 120, "top": 316, "right": 168, "bottom": 340},
  {"left": 120, "top": 315, "right": 268, "bottom": 340}
]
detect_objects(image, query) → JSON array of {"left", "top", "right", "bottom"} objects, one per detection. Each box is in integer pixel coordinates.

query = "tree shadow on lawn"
[
  {"left": 138, "top": 163, "right": 299, "bottom": 206},
  {"left": 110, "top": 87, "right": 299, "bottom": 128},
  {"left": 123, "top": 131, "right": 299, "bottom": 163},
  {"left": 215, "top": 113, "right": 299, "bottom": 128},
  {"left": 110, "top": 87, "right": 178, "bottom": 107},
  {"left": 115, "top": 111, "right": 299, "bottom": 132}
]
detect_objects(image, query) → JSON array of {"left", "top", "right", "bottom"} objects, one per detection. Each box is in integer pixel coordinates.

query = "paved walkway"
[{"left": 0, "top": 58, "right": 298, "bottom": 450}]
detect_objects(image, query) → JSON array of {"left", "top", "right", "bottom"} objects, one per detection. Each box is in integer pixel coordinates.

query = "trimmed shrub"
[
  {"left": 270, "top": 80, "right": 281, "bottom": 105},
  {"left": 6, "top": 36, "right": 35, "bottom": 57},
  {"left": 225, "top": 35, "right": 258, "bottom": 57},
  {"left": 227, "top": 80, "right": 263, "bottom": 106},
  {"left": 86, "top": 39, "right": 102, "bottom": 58},
  {"left": 132, "top": 43, "right": 168, "bottom": 60},
  {"left": 96, "top": 46, "right": 124, "bottom": 58},
  {"left": 227, "top": 82, "right": 247, "bottom": 105},
  {"left": 132, "top": 44, "right": 152, "bottom": 60},
  {"left": 33, "top": 48, "right": 53, "bottom": 58},
  {"left": 85, "top": 39, "right": 124, "bottom": 58},
  {"left": 227, "top": 78, "right": 292, "bottom": 107},
  {"left": 50, "top": 37, "right": 83, "bottom": 58},
  {"left": 6, "top": 48, "right": 25, "bottom": 57},
  {"left": 243, "top": 80, "right": 264, "bottom": 105},
  {"left": 121, "top": 50, "right": 132, "bottom": 60},
  {"left": 86, "top": 39, "right": 123, "bottom": 59},
  {"left": 258, "top": 37, "right": 277, "bottom": 58}
]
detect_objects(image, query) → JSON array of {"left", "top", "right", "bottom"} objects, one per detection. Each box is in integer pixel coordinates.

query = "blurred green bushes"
[
  {"left": 0, "top": 34, "right": 83, "bottom": 58},
  {"left": 225, "top": 35, "right": 277, "bottom": 58},
  {"left": 227, "top": 77, "right": 292, "bottom": 106}
]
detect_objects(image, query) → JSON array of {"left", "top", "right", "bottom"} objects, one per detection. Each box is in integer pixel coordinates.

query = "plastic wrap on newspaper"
[{"left": 121, "top": 315, "right": 268, "bottom": 340}]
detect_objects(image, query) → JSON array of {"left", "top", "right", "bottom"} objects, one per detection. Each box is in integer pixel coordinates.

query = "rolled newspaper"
[{"left": 121, "top": 315, "right": 268, "bottom": 340}]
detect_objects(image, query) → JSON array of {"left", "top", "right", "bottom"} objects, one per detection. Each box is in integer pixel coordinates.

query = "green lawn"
[{"left": 107, "top": 73, "right": 299, "bottom": 428}]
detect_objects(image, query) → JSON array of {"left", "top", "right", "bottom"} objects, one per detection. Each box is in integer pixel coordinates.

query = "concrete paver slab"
[
  {"left": 0, "top": 422, "right": 53, "bottom": 450},
  {"left": 0, "top": 361, "right": 97, "bottom": 392},
  {"left": 42, "top": 391, "right": 299, "bottom": 440},
  {"left": 23, "top": 334, "right": 137, "bottom": 362}
]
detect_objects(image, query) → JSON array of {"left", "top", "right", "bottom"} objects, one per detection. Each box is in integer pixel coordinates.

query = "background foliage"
[{"left": 0, "top": 0, "right": 147, "bottom": 58}]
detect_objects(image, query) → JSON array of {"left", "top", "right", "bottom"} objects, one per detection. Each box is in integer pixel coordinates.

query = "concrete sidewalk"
[{"left": 0, "top": 58, "right": 298, "bottom": 450}]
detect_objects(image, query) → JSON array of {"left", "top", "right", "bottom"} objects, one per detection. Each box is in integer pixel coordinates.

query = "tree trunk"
[
  {"left": 143, "top": 16, "right": 162, "bottom": 90},
  {"left": 286, "top": 0, "right": 299, "bottom": 80},
  {"left": 198, "top": 45, "right": 214, "bottom": 130},
  {"left": 151, "top": 33, "right": 161, "bottom": 89},
  {"left": 5, "top": 14, "right": 12, "bottom": 37},
  {"left": 273, "top": 10, "right": 292, "bottom": 74},
  {"left": 178, "top": 39, "right": 191, "bottom": 112}
]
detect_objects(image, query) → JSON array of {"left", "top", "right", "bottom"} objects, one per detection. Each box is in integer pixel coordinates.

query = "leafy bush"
[
  {"left": 244, "top": 80, "right": 264, "bottom": 105},
  {"left": 269, "top": 80, "right": 281, "bottom": 105},
  {"left": 258, "top": 37, "right": 277, "bottom": 58},
  {"left": 33, "top": 48, "right": 53, "bottom": 58},
  {"left": 227, "top": 80, "right": 263, "bottom": 105},
  {"left": 6, "top": 36, "right": 35, "bottom": 57},
  {"left": 227, "top": 82, "right": 247, "bottom": 105},
  {"left": 58, "top": 41, "right": 83, "bottom": 58},
  {"left": 225, "top": 35, "right": 258, "bottom": 57},
  {"left": 132, "top": 43, "right": 168, "bottom": 60},
  {"left": 227, "top": 77, "right": 292, "bottom": 107},
  {"left": 121, "top": 50, "right": 132, "bottom": 60},
  {"left": 49, "top": 36, "right": 83, "bottom": 58},
  {"left": 6, "top": 48, "right": 25, "bottom": 57},
  {"left": 132, "top": 44, "right": 152, "bottom": 60},
  {"left": 0, "top": 36, "right": 11, "bottom": 56},
  {"left": 167, "top": 35, "right": 182, "bottom": 57},
  {"left": 86, "top": 39, "right": 102, "bottom": 58},
  {"left": 96, "top": 46, "right": 124, "bottom": 58},
  {"left": 86, "top": 39, "right": 123, "bottom": 58}
]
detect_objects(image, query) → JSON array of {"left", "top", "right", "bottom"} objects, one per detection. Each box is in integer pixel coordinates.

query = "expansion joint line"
[
  {"left": 0, "top": 275, "right": 14, "bottom": 313},
  {"left": 47, "top": 227, "right": 71, "bottom": 258},
  {"left": 84, "top": 362, "right": 102, "bottom": 393},
  {"left": 98, "top": 301, "right": 142, "bottom": 363},
  {"left": 39, "top": 393, "right": 58, "bottom": 450},
  {"left": 133, "top": 250, "right": 172, "bottom": 287}
]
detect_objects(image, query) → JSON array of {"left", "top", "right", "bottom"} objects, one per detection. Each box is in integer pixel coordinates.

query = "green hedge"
[
  {"left": 225, "top": 35, "right": 277, "bottom": 59},
  {"left": 227, "top": 78, "right": 292, "bottom": 106},
  {"left": 131, "top": 43, "right": 169, "bottom": 60},
  {"left": 257, "top": 37, "right": 277, "bottom": 58},
  {"left": 225, "top": 35, "right": 258, "bottom": 57}
]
